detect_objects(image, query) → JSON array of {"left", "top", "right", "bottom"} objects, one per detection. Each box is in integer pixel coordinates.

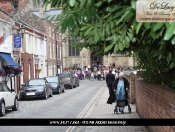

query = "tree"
[{"left": 41, "top": 0, "right": 175, "bottom": 88}]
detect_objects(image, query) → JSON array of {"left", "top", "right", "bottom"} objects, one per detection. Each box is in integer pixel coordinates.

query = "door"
[{"left": 1, "top": 84, "right": 15, "bottom": 106}]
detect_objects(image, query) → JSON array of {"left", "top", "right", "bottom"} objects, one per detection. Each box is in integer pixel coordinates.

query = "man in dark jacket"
[{"left": 106, "top": 70, "right": 115, "bottom": 96}]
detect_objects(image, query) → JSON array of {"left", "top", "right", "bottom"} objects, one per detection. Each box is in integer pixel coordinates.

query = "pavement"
[{"left": 70, "top": 84, "right": 148, "bottom": 132}]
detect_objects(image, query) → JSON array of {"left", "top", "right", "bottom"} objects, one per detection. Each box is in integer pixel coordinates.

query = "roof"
[{"left": 33, "top": 10, "right": 61, "bottom": 21}]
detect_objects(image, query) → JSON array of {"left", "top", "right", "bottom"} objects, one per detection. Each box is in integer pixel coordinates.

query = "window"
[
  {"left": 27, "top": 80, "right": 45, "bottom": 86},
  {"left": 34, "top": 0, "right": 40, "bottom": 9},
  {"left": 50, "top": 43, "right": 52, "bottom": 59},
  {"left": 0, "top": 85, "right": 4, "bottom": 92},
  {"left": 57, "top": 45, "right": 59, "bottom": 59},
  {"left": 53, "top": 65, "right": 56, "bottom": 75},
  {"left": 48, "top": 65, "right": 53, "bottom": 76},
  {"left": 49, "top": 27, "right": 51, "bottom": 37},
  {"left": 53, "top": 29, "right": 55, "bottom": 39},
  {"left": 59, "top": 33, "right": 61, "bottom": 42},
  {"left": 53, "top": 44, "right": 55, "bottom": 59},
  {"left": 68, "top": 37, "right": 80, "bottom": 56},
  {"left": 28, "top": 34, "right": 31, "bottom": 53},
  {"left": 2, "top": 84, "right": 10, "bottom": 92}
]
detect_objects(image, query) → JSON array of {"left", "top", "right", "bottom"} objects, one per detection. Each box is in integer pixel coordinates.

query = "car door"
[
  {"left": 0, "top": 84, "right": 7, "bottom": 105},
  {"left": 2, "top": 84, "right": 15, "bottom": 106}
]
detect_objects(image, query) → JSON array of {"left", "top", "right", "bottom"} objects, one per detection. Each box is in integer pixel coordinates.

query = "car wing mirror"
[
  {"left": 11, "top": 89, "right": 15, "bottom": 93},
  {"left": 21, "top": 83, "right": 25, "bottom": 87}
]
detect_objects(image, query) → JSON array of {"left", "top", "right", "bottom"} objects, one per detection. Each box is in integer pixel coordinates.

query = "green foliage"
[{"left": 42, "top": 0, "right": 175, "bottom": 88}]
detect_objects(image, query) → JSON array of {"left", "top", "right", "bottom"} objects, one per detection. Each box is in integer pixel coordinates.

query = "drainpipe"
[{"left": 55, "top": 32, "right": 58, "bottom": 74}]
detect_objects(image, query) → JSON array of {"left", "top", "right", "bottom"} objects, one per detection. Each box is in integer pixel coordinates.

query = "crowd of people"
[
  {"left": 63, "top": 63, "right": 127, "bottom": 81},
  {"left": 63, "top": 63, "right": 131, "bottom": 113}
]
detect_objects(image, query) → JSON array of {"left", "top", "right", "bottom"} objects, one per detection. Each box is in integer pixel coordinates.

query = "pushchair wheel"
[
  {"left": 128, "top": 106, "right": 131, "bottom": 113},
  {"left": 114, "top": 109, "right": 118, "bottom": 114}
]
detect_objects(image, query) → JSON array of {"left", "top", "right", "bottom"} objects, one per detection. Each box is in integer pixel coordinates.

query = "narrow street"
[{"left": 1, "top": 80, "right": 106, "bottom": 132}]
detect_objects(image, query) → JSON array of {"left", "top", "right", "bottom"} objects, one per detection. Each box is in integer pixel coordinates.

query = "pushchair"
[{"left": 114, "top": 93, "right": 131, "bottom": 114}]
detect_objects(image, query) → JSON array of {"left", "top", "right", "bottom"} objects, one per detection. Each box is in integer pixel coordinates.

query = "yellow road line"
[{"left": 66, "top": 86, "right": 105, "bottom": 132}]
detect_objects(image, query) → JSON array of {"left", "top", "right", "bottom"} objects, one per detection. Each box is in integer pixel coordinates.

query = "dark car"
[
  {"left": 57, "top": 73, "right": 79, "bottom": 89},
  {"left": 45, "top": 76, "right": 65, "bottom": 94},
  {"left": 20, "top": 78, "right": 53, "bottom": 100}
]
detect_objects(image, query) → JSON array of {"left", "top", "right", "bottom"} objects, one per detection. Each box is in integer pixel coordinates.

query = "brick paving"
[{"left": 74, "top": 86, "right": 148, "bottom": 132}]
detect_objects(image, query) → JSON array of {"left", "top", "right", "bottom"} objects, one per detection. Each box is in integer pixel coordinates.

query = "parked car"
[
  {"left": 0, "top": 82, "right": 18, "bottom": 117},
  {"left": 20, "top": 78, "right": 53, "bottom": 100},
  {"left": 57, "top": 73, "right": 79, "bottom": 89},
  {"left": 45, "top": 76, "right": 65, "bottom": 94}
]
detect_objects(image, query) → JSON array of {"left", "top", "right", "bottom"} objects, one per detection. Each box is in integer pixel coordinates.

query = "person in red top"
[{"left": 108, "top": 64, "right": 113, "bottom": 70}]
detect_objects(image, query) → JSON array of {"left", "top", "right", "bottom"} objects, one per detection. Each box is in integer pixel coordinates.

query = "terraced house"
[{"left": 0, "top": 0, "right": 63, "bottom": 96}]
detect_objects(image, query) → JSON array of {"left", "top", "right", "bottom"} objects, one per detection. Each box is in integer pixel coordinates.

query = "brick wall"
[
  {"left": 123, "top": 74, "right": 137, "bottom": 104},
  {"left": 43, "top": 20, "right": 63, "bottom": 74},
  {"left": 135, "top": 78, "right": 175, "bottom": 132},
  {"left": 0, "top": 0, "right": 12, "bottom": 14},
  {"left": 21, "top": 53, "right": 34, "bottom": 83}
]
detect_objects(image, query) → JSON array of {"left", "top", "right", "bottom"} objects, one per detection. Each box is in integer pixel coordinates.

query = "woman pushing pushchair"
[{"left": 112, "top": 72, "right": 131, "bottom": 114}]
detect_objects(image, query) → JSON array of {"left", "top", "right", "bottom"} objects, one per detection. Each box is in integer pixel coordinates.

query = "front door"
[{"left": 90, "top": 53, "right": 102, "bottom": 65}]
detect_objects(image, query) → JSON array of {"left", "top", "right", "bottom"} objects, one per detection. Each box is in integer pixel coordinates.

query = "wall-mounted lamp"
[
  {"left": 28, "top": 59, "right": 32, "bottom": 64},
  {"left": 19, "top": 25, "right": 25, "bottom": 35}
]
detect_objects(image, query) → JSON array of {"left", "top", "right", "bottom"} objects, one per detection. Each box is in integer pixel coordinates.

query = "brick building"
[{"left": 0, "top": 0, "right": 63, "bottom": 96}]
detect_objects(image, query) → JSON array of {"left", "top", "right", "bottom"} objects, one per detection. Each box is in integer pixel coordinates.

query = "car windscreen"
[
  {"left": 45, "top": 77, "right": 58, "bottom": 83},
  {"left": 59, "top": 74, "right": 69, "bottom": 78},
  {"left": 27, "top": 80, "right": 45, "bottom": 86}
]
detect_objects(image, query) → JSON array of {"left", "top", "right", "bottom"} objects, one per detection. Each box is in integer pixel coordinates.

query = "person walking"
[
  {"left": 106, "top": 70, "right": 115, "bottom": 96},
  {"left": 113, "top": 72, "right": 129, "bottom": 113},
  {"left": 88, "top": 69, "right": 91, "bottom": 80},
  {"left": 91, "top": 71, "right": 94, "bottom": 81},
  {"left": 97, "top": 70, "right": 101, "bottom": 81}
]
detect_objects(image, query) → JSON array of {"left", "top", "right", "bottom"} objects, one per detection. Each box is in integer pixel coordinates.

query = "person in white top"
[
  {"left": 82, "top": 70, "right": 85, "bottom": 80},
  {"left": 115, "top": 71, "right": 119, "bottom": 78},
  {"left": 112, "top": 69, "right": 116, "bottom": 75},
  {"left": 91, "top": 72, "right": 94, "bottom": 81},
  {"left": 97, "top": 70, "right": 101, "bottom": 81}
]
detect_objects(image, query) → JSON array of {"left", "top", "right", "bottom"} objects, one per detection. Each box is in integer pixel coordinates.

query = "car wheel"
[
  {"left": 50, "top": 90, "right": 53, "bottom": 97},
  {"left": 73, "top": 84, "right": 76, "bottom": 88},
  {"left": 62, "top": 87, "right": 65, "bottom": 93},
  {"left": 0, "top": 101, "right": 5, "bottom": 117},
  {"left": 70, "top": 85, "right": 73, "bottom": 89},
  {"left": 58, "top": 87, "right": 61, "bottom": 94},
  {"left": 77, "top": 83, "right": 80, "bottom": 87},
  {"left": 12, "top": 98, "right": 18, "bottom": 111},
  {"left": 44, "top": 90, "right": 48, "bottom": 99},
  {"left": 19, "top": 97, "right": 24, "bottom": 101}
]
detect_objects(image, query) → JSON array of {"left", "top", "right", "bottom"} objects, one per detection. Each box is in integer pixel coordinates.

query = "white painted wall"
[
  {"left": 0, "top": 19, "right": 13, "bottom": 85},
  {"left": 0, "top": 20, "right": 12, "bottom": 53}
]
